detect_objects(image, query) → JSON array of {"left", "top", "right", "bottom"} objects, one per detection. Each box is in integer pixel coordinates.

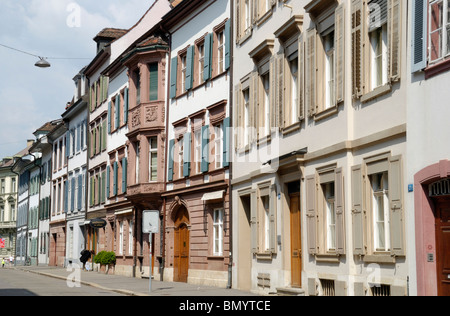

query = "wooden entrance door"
[
  {"left": 435, "top": 196, "right": 450, "bottom": 296},
  {"left": 174, "top": 207, "right": 190, "bottom": 283},
  {"left": 290, "top": 193, "right": 302, "bottom": 288}
]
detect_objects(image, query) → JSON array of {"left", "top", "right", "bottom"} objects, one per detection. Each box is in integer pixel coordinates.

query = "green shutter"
[
  {"left": 149, "top": 64, "right": 158, "bottom": 101},
  {"left": 115, "top": 94, "right": 120, "bottom": 130},
  {"left": 225, "top": 19, "right": 231, "bottom": 70},
  {"left": 204, "top": 33, "right": 213, "bottom": 81},
  {"left": 170, "top": 57, "right": 178, "bottom": 98},
  {"left": 107, "top": 101, "right": 112, "bottom": 134},
  {"left": 122, "top": 157, "right": 127, "bottom": 194},
  {"left": 113, "top": 161, "right": 118, "bottom": 196},
  {"left": 222, "top": 117, "right": 230, "bottom": 168},
  {"left": 106, "top": 167, "right": 110, "bottom": 199},
  {"left": 185, "top": 46, "right": 194, "bottom": 91},
  {"left": 124, "top": 87, "right": 129, "bottom": 124},
  {"left": 168, "top": 139, "right": 175, "bottom": 182},
  {"left": 201, "top": 126, "right": 209, "bottom": 173}
]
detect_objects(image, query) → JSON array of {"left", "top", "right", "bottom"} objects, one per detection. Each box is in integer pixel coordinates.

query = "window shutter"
[
  {"left": 64, "top": 181, "right": 69, "bottom": 213},
  {"left": 249, "top": 72, "right": 258, "bottom": 143},
  {"left": 225, "top": 19, "right": 231, "bottom": 70},
  {"left": 351, "top": 165, "right": 365, "bottom": 255},
  {"left": 106, "top": 166, "right": 110, "bottom": 199},
  {"left": 306, "top": 28, "right": 317, "bottom": 116},
  {"left": 185, "top": 46, "right": 194, "bottom": 91},
  {"left": 335, "top": 3, "right": 345, "bottom": 104},
  {"left": 101, "top": 120, "right": 107, "bottom": 151},
  {"left": 66, "top": 131, "right": 70, "bottom": 158},
  {"left": 236, "top": 0, "right": 241, "bottom": 41},
  {"left": 335, "top": 168, "right": 346, "bottom": 255},
  {"left": 269, "top": 56, "right": 277, "bottom": 130},
  {"left": 388, "top": 0, "right": 401, "bottom": 82},
  {"left": 107, "top": 101, "right": 112, "bottom": 134},
  {"left": 170, "top": 57, "right": 178, "bottom": 98},
  {"left": 149, "top": 64, "right": 158, "bottom": 101},
  {"left": 201, "top": 125, "right": 210, "bottom": 173},
  {"left": 204, "top": 33, "right": 213, "bottom": 82},
  {"left": 168, "top": 139, "right": 175, "bottom": 182},
  {"left": 298, "top": 34, "right": 305, "bottom": 120},
  {"left": 234, "top": 84, "right": 242, "bottom": 150},
  {"left": 183, "top": 133, "right": 191, "bottom": 178},
  {"left": 113, "top": 161, "right": 118, "bottom": 196},
  {"left": 89, "top": 85, "right": 93, "bottom": 112},
  {"left": 351, "top": 0, "right": 364, "bottom": 98},
  {"left": 70, "top": 177, "right": 75, "bottom": 212},
  {"left": 389, "top": 155, "right": 405, "bottom": 257},
  {"left": 411, "top": 0, "right": 427, "bottom": 72},
  {"left": 122, "top": 157, "right": 127, "bottom": 194},
  {"left": 101, "top": 170, "right": 106, "bottom": 203},
  {"left": 269, "top": 184, "right": 277, "bottom": 253},
  {"left": 306, "top": 175, "right": 317, "bottom": 255},
  {"left": 76, "top": 125, "right": 81, "bottom": 152},
  {"left": 222, "top": 117, "right": 230, "bottom": 168},
  {"left": 250, "top": 190, "right": 258, "bottom": 254},
  {"left": 124, "top": 87, "right": 129, "bottom": 124},
  {"left": 115, "top": 94, "right": 120, "bottom": 130},
  {"left": 103, "top": 76, "right": 109, "bottom": 101},
  {"left": 277, "top": 54, "right": 285, "bottom": 128},
  {"left": 77, "top": 174, "right": 82, "bottom": 210}
]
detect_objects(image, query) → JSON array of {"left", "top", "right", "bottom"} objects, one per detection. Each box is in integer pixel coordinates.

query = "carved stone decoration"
[
  {"left": 146, "top": 106, "right": 158, "bottom": 123},
  {"left": 132, "top": 108, "right": 141, "bottom": 128}
]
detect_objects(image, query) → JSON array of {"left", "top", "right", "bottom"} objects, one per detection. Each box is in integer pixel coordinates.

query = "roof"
[
  {"left": 33, "top": 119, "right": 63, "bottom": 135},
  {"left": 93, "top": 28, "right": 128, "bottom": 42}
]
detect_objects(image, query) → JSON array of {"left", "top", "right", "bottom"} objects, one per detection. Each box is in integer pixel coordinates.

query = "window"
[
  {"left": 178, "top": 136, "right": 184, "bottom": 179},
  {"left": 135, "top": 142, "right": 140, "bottom": 184},
  {"left": 323, "top": 182, "right": 336, "bottom": 251},
  {"left": 135, "top": 69, "right": 141, "bottom": 106},
  {"left": 180, "top": 54, "right": 187, "bottom": 93},
  {"left": 261, "top": 73, "right": 270, "bottom": 137},
  {"left": 11, "top": 178, "right": 16, "bottom": 192},
  {"left": 218, "top": 30, "right": 225, "bottom": 74},
  {"left": 128, "top": 220, "right": 133, "bottom": 255},
  {"left": 429, "top": 0, "right": 450, "bottom": 62},
  {"left": 370, "top": 172, "right": 390, "bottom": 252},
  {"left": 243, "top": 88, "right": 250, "bottom": 147},
  {"left": 199, "top": 43, "right": 205, "bottom": 84},
  {"left": 324, "top": 32, "right": 335, "bottom": 109},
  {"left": 213, "top": 209, "right": 224, "bottom": 256},
  {"left": 149, "top": 137, "right": 158, "bottom": 182},
  {"left": 214, "top": 123, "right": 223, "bottom": 169},
  {"left": 370, "top": 25, "right": 388, "bottom": 89},
  {"left": 1, "top": 179, "right": 5, "bottom": 194},
  {"left": 119, "top": 221, "right": 124, "bottom": 255},
  {"left": 261, "top": 195, "right": 270, "bottom": 251},
  {"left": 288, "top": 55, "right": 299, "bottom": 126},
  {"left": 194, "top": 129, "right": 202, "bottom": 174},
  {"left": 149, "top": 63, "right": 158, "bottom": 101},
  {"left": 245, "top": 0, "right": 252, "bottom": 32}
]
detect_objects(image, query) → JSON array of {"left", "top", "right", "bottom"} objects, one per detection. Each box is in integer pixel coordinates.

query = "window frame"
[{"left": 213, "top": 208, "right": 224, "bottom": 256}]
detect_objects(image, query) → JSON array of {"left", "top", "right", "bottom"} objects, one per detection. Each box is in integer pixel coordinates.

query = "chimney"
[{"left": 27, "top": 139, "right": 35, "bottom": 147}]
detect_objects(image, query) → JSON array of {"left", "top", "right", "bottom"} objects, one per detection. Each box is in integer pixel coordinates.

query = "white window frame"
[
  {"left": 245, "top": 0, "right": 252, "bottom": 32},
  {"left": 370, "top": 24, "right": 388, "bottom": 90},
  {"left": 218, "top": 30, "right": 225, "bottom": 74},
  {"left": 324, "top": 31, "right": 336, "bottom": 110},
  {"left": 289, "top": 57, "right": 299, "bottom": 125},
  {"left": 323, "top": 182, "right": 336, "bottom": 252},
  {"left": 262, "top": 73, "right": 270, "bottom": 137},
  {"left": 214, "top": 123, "right": 223, "bottom": 169},
  {"left": 194, "top": 129, "right": 202, "bottom": 174},
  {"left": 179, "top": 136, "right": 184, "bottom": 178},
  {"left": 135, "top": 142, "right": 140, "bottom": 184},
  {"left": 370, "top": 172, "right": 390, "bottom": 252},
  {"left": 119, "top": 221, "right": 124, "bottom": 255},
  {"left": 243, "top": 88, "right": 250, "bottom": 147},
  {"left": 429, "top": 0, "right": 450, "bottom": 63},
  {"left": 199, "top": 43, "right": 205, "bottom": 84},
  {"left": 181, "top": 54, "right": 187, "bottom": 92},
  {"left": 149, "top": 137, "right": 158, "bottom": 182},
  {"left": 128, "top": 220, "right": 133, "bottom": 255},
  {"left": 213, "top": 208, "right": 224, "bottom": 256}
]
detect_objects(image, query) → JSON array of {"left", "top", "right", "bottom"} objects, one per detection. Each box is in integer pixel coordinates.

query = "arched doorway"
[{"left": 173, "top": 206, "right": 190, "bottom": 283}]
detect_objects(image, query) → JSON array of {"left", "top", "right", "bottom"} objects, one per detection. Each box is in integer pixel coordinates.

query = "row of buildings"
[{"left": 0, "top": 0, "right": 449, "bottom": 296}]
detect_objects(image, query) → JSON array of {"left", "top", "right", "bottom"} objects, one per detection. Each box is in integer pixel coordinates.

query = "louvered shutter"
[
  {"left": 106, "top": 166, "right": 110, "bottom": 199},
  {"left": 66, "top": 131, "right": 70, "bottom": 158},
  {"left": 222, "top": 117, "right": 230, "bottom": 168},
  {"left": 298, "top": 34, "right": 305, "bottom": 120},
  {"left": 168, "top": 139, "right": 175, "bottom": 182},
  {"left": 306, "top": 28, "right": 317, "bottom": 116},
  {"left": 269, "top": 56, "right": 277, "bottom": 129},
  {"left": 64, "top": 181, "right": 69, "bottom": 212},
  {"left": 335, "top": 168, "right": 346, "bottom": 255},
  {"left": 183, "top": 133, "right": 191, "bottom": 178},
  {"left": 70, "top": 177, "right": 75, "bottom": 212},
  {"left": 351, "top": 165, "right": 365, "bottom": 255},
  {"left": 389, "top": 155, "right": 405, "bottom": 256},
  {"left": 149, "top": 64, "right": 158, "bottom": 101},
  {"left": 250, "top": 190, "right": 258, "bottom": 254},
  {"left": 250, "top": 72, "right": 258, "bottom": 143},
  {"left": 201, "top": 125, "right": 210, "bottom": 173},
  {"left": 411, "top": 0, "right": 427, "bottom": 72},
  {"left": 122, "top": 157, "right": 127, "bottom": 194},
  {"left": 236, "top": 0, "right": 241, "bottom": 42},
  {"left": 234, "top": 84, "right": 242, "bottom": 150},
  {"left": 115, "top": 94, "right": 120, "bottom": 130},
  {"left": 351, "top": 0, "right": 364, "bottom": 98},
  {"left": 269, "top": 184, "right": 277, "bottom": 253},
  {"left": 77, "top": 174, "right": 82, "bottom": 210},
  {"left": 124, "top": 87, "right": 129, "bottom": 124},
  {"left": 170, "top": 57, "right": 178, "bottom": 98},
  {"left": 277, "top": 54, "right": 285, "bottom": 128},
  {"left": 335, "top": 3, "right": 345, "bottom": 104},
  {"left": 101, "top": 170, "right": 106, "bottom": 203},
  {"left": 113, "top": 161, "right": 118, "bottom": 196},
  {"left": 204, "top": 33, "right": 213, "bottom": 81},
  {"left": 306, "top": 175, "right": 317, "bottom": 255},
  {"left": 225, "top": 19, "right": 231, "bottom": 70},
  {"left": 108, "top": 101, "right": 112, "bottom": 134},
  {"left": 185, "top": 46, "right": 194, "bottom": 91},
  {"left": 388, "top": 0, "right": 401, "bottom": 81}
]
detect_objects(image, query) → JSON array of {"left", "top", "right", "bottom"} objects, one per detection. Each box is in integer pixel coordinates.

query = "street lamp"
[{"left": 35, "top": 57, "right": 51, "bottom": 68}]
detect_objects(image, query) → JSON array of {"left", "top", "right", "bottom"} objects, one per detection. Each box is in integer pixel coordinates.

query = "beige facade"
[{"left": 231, "top": 0, "right": 408, "bottom": 296}]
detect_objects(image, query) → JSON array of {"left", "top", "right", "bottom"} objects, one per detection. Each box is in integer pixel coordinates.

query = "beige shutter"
[
  {"left": 234, "top": 84, "right": 242, "bottom": 150},
  {"left": 277, "top": 53, "right": 285, "bottom": 128},
  {"left": 306, "top": 175, "right": 317, "bottom": 255},
  {"left": 388, "top": 155, "right": 405, "bottom": 257},
  {"left": 335, "top": 168, "right": 346, "bottom": 255},
  {"left": 335, "top": 3, "right": 345, "bottom": 104},
  {"left": 269, "top": 184, "right": 277, "bottom": 253},
  {"left": 351, "top": 0, "right": 364, "bottom": 98},
  {"left": 388, "top": 0, "right": 401, "bottom": 82},
  {"left": 250, "top": 72, "right": 258, "bottom": 143},
  {"left": 250, "top": 190, "right": 259, "bottom": 254},
  {"left": 298, "top": 33, "right": 305, "bottom": 121},
  {"left": 306, "top": 28, "right": 317, "bottom": 116},
  {"left": 236, "top": 0, "right": 241, "bottom": 42},
  {"left": 351, "top": 165, "right": 365, "bottom": 255},
  {"left": 269, "top": 56, "right": 277, "bottom": 130}
]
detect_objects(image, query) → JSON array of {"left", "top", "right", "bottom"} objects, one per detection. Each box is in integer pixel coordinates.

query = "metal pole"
[{"left": 149, "top": 232, "right": 152, "bottom": 293}]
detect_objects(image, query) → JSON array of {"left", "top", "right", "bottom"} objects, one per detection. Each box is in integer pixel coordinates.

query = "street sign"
[
  {"left": 142, "top": 210, "right": 160, "bottom": 234},
  {"left": 90, "top": 218, "right": 107, "bottom": 229}
]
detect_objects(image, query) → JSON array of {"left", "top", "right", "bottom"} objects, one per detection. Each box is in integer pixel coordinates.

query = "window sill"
[
  {"left": 256, "top": 252, "right": 274, "bottom": 261},
  {"left": 314, "top": 253, "right": 341, "bottom": 263},
  {"left": 362, "top": 254, "right": 396, "bottom": 264},
  {"left": 256, "top": 10, "right": 273, "bottom": 27},
  {"left": 281, "top": 122, "right": 301, "bottom": 136},
  {"left": 360, "top": 84, "right": 391, "bottom": 103},
  {"left": 425, "top": 57, "right": 450, "bottom": 79},
  {"left": 237, "top": 29, "right": 252, "bottom": 46},
  {"left": 257, "top": 134, "right": 271, "bottom": 146},
  {"left": 313, "top": 105, "right": 339, "bottom": 121}
]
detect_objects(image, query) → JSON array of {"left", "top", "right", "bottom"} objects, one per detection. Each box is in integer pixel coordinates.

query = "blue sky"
[{"left": 0, "top": 0, "right": 155, "bottom": 159}]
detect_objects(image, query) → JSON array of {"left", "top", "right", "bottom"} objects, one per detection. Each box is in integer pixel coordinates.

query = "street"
[{"left": 0, "top": 268, "right": 124, "bottom": 296}]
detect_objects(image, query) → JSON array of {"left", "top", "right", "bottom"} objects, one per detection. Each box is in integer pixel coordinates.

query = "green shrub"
[
  {"left": 101, "top": 251, "right": 116, "bottom": 265},
  {"left": 93, "top": 251, "right": 106, "bottom": 264}
]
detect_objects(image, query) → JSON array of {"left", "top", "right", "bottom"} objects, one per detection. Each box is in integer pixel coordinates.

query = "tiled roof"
[{"left": 94, "top": 28, "right": 128, "bottom": 41}]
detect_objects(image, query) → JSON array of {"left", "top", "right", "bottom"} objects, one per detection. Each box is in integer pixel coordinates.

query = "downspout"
[
  {"left": 10, "top": 161, "right": 21, "bottom": 266},
  {"left": 226, "top": 0, "right": 234, "bottom": 290}
]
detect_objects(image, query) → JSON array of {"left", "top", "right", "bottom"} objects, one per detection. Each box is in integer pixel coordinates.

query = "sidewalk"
[{"left": 13, "top": 265, "right": 259, "bottom": 297}]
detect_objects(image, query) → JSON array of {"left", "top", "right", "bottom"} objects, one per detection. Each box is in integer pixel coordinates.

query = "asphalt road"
[{"left": 0, "top": 268, "right": 125, "bottom": 296}]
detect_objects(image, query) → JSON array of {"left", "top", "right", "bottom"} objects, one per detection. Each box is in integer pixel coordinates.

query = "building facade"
[
  {"left": 162, "top": 0, "right": 232, "bottom": 287},
  {"left": 231, "top": 0, "right": 408, "bottom": 296}
]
